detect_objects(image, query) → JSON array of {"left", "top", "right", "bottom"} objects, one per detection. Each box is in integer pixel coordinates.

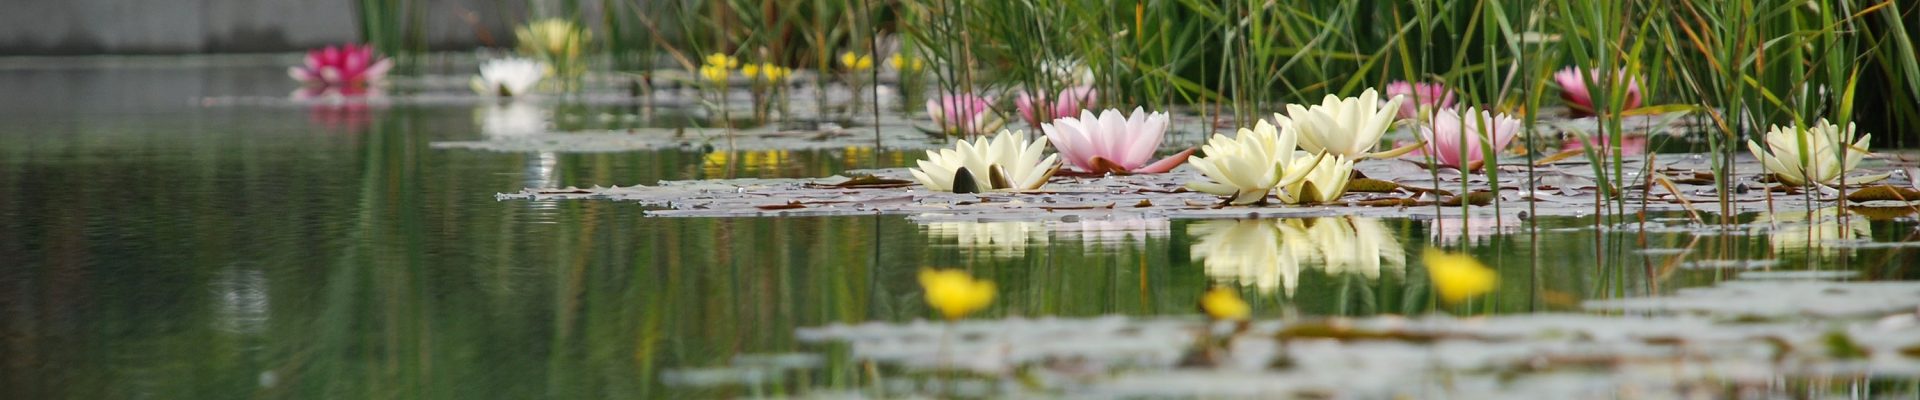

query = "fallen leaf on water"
[
  {"left": 1347, "top": 178, "right": 1402, "bottom": 193},
  {"left": 1844, "top": 185, "right": 1920, "bottom": 202},
  {"left": 755, "top": 202, "right": 809, "bottom": 210}
]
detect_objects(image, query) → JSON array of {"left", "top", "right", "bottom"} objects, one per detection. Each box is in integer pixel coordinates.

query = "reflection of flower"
[
  {"left": 476, "top": 102, "right": 549, "bottom": 138},
  {"left": 1414, "top": 107, "right": 1522, "bottom": 170},
  {"left": 700, "top": 149, "right": 794, "bottom": 177},
  {"left": 1186, "top": 120, "right": 1319, "bottom": 205},
  {"left": 1750, "top": 208, "right": 1869, "bottom": 254},
  {"left": 1190, "top": 217, "right": 1406, "bottom": 296},
  {"left": 1016, "top": 86, "right": 1097, "bottom": 126},
  {"left": 1041, "top": 108, "right": 1187, "bottom": 174},
  {"left": 288, "top": 43, "right": 392, "bottom": 92},
  {"left": 1045, "top": 216, "right": 1170, "bottom": 246},
  {"left": 1747, "top": 119, "right": 1874, "bottom": 187},
  {"left": 1553, "top": 67, "right": 1642, "bottom": 117},
  {"left": 925, "top": 93, "right": 1004, "bottom": 136},
  {"left": 1384, "top": 81, "right": 1455, "bottom": 120},
  {"left": 909, "top": 130, "right": 1059, "bottom": 192},
  {"left": 471, "top": 57, "right": 545, "bottom": 96},
  {"left": 919, "top": 268, "right": 996, "bottom": 320},
  {"left": 921, "top": 220, "right": 1049, "bottom": 257},
  {"left": 1278, "top": 88, "right": 1405, "bottom": 158}
]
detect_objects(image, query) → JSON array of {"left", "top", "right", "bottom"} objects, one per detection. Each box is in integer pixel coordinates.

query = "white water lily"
[
  {"left": 1276, "top": 88, "right": 1407, "bottom": 158},
  {"left": 1190, "top": 219, "right": 1315, "bottom": 295},
  {"left": 1185, "top": 120, "right": 1321, "bottom": 205},
  {"left": 471, "top": 58, "right": 545, "bottom": 96},
  {"left": 921, "top": 220, "right": 1049, "bottom": 258},
  {"left": 1746, "top": 119, "right": 1878, "bottom": 187},
  {"left": 909, "top": 130, "right": 1060, "bottom": 192},
  {"left": 1279, "top": 154, "right": 1354, "bottom": 204},
  {"left": 1305, "top": 217, "right": 1406, "bottom": 280}
]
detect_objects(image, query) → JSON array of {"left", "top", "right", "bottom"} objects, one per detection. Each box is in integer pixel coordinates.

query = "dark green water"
[{"left": 2, "top": 62, "right": 1917, "bottom": 398}]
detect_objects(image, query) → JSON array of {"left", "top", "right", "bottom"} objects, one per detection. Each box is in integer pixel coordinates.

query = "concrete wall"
[{"left": 0, "top": 0, "right": 539, "bottom": 55}]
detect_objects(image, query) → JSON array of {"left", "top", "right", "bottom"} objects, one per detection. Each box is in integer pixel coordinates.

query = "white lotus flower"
[
  {"left": 1746, "top": 119, "right": 1876, "bottom": 187},
  {"left": 1279, "top": 154, "right": 1354, "bottom": 204},
  {"left": 471, "top": 58, "right": 545, "bottom": 96},
  {"left": 909, "top": 130, "right": 1060, "bottom": 192},
  {"left": 1276, "top": 88, "right": 1406, "bottom": 158},
  {"left": 1186, "top": 120, "right": 1321, "bottom": 205}
]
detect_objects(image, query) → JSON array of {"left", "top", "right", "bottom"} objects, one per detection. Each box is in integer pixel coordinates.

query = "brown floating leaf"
[
  {"left": 1351, "top": 198, "right": 1426, "bottom": 207},
  {"left": 1347, "top": 178, "right": 1402, "bottom": 193},
  {"left": 1848, "top": 206, "right": 1918, "bottom": 220},
  {"left": 1439, "top": 191, "right": 1495, "bottom": 206},
  {"left": 1845, "top": 185, "right": 1920, "bottom": 202},
  {"left": 822, "top": 175, "right": 916, "bottom": 189},
  {"left": 755, "top": 201, "right": 808, "bottom": 210},
  {"left": 1134, "top": 200, "right": 1153, "bottom": 208},
  {"left": 1532, "top": 149, "right": 1585, "bottom": 165}
]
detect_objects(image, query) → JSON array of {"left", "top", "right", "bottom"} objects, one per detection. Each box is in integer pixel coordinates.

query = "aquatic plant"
[
  {"left": 287, "top": 44, "right": 392, "bottom": 92},
  {"left": 1423, "top": 248, "right": 1495, "bottom": 304},
  {"left": 1746, "top": 119, "right": 1876, "bottom": 187},
  {"left": 516, "top": 19, "right": 591, "bottom": 77},
  {"left": 1415, "top": 107, "right": 1523, "bottom": 170},
  {"left": 470, "top": 58, "right": 544, "bottom": 97},
  {"left": 888, "top": 53, "right": 925, "bottom": 72},
  {"left": 1553, "top": 67, "right": 1642, "bottom": 117},
  {"left": 908, "top": 130, "right": 1060, "bottom": 193},
  {"left": 838, "top": 52, "right": 874, "bottom": 71},
  {"left": 918, "top": 268, "right": 995, "bottom": 320},
  {"left": 1186, "top": 120, "right": 1321, "bottom": 205},
  {"left": 1038, "top": 108, "right": 1190, "bottom": 175},
  {"left": 740, "top": 63, "right": 791, "bottom": 83},
  {"left": 925, "top": 93, "right": 1005, "bottom": 136},
  {"left": 697, "top": 64, "right": 730, "bottom": 83},
  {"left": 704, "top": 53, "right": 741, "bottom": 69},
  {"left": 1199, "top": 288, "right": 1250, "bottom": 321},
  {"left": 1278, "top": 155, "right": 1354, "bottom": 205},
  {"left": 1277, "top": 89, "right": 1407, "bottom": 159},
  {"left": 1016, "top": 87, "right": 1098, "bottom": 126},
  {"left": 1383, "top": 81, "right": 1456, "bottom": 120}
]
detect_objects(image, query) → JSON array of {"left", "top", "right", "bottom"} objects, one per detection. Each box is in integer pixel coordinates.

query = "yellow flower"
[
  {"left": 742, "top": 63, "right": 789, "bottom": 83},
  {"left": 839, "top": 52, "right": 873, "bottom": 71},
  {"left": 704, "top": 53, "right": 740, "bottom": 69},
  {"left": 697, "top": 64, "right": 730, "bottom": 82},
  {"left": 1199, "top": 287, "right": 1250, "bottom": 321},
  {"left": 515, "top": 19, "right": 591, "bottom": 60},
  {"left": 889, "top": 54, "right": 924, "bottom": 72},
  {"left": 1424, "top": 247, "right": 1496, "bottom": 304},
  {"left": 919, "top": 268, "right": 995, "bottom": 320}
]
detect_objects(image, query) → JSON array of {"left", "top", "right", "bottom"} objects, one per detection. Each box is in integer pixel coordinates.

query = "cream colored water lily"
[
  {"left": 471, "top": 58, "right": 545, "bottom": 96},
  {"left": 1186, "top": 120, "right": 1321, "bottom": 205},
  {"left": 1279, "top": 155, "right": 1354, "bottom": 204},
  {"left": 909, "top": 130, "right": 1060, "bottom": 193},
  {"left": 1746, "top": 119, "right": 1878, "bottom": 187},
  {"left": 1190, "top": 219, "right": 1314, "bottom": 295},
  {"left": 1306, "top": 217, "right": 1406, "bottom": 279},
  {"left": 1277, "top": 89, "right": 1407, "bottom": 158}
]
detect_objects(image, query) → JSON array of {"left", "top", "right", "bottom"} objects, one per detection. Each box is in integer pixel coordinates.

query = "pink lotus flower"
[
  {"left": 1415, "top": 107, "right": 1522, "bottom": 170},
  {"left": 1015, "top": 86, "right": 1097, "bottom": 126},
  {"left": 1384, "top": 81, "right": 1455, "bottom": 120},
  {"left": 1553, "top": 67, "right": 1642, "bottom": 117},
  {"left": 926, "top": 93, "right": 1005, "bottom": 136},
  {"left": 1039, "top": 107, "right": 1193, "bottom": 174},
  {"left": 288, "top": 44, "right": 394, "bottom": 91}
]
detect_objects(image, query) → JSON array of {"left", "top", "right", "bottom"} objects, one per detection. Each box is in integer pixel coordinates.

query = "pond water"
[{"left": 3, "top": 60, "right": 1918, "bottom": 398}]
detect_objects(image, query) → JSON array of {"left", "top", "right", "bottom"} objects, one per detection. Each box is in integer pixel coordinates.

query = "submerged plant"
[
  {"left": 1039, "top": 108, "right": 1191, "bottom": 175},
  {"left": 1279, "top": 155, "right": 1354, "bottom": 204},
  {"left": 1747, "top": 119, "right": 1877, "bottom": 187},
  {"left": 918, "top": 268, "right": 996, "bottom": 320},
  {"left": 1016, "top": 87, "right": 1098, "bottom": 126},
  {"left": 1424, "top": 247, "right": 1496, "bottom": 305},
  {"left": 1277, "top": 89, "right": 1407, "bottom": 159},
  {"left": 470, "top": 58, "right": 544, "bottom": 97},
  {"left": 925, "top": 94, "right": 1005, "bottom": 136},
  {"left": 1553, "top": 67, "right": 1642, "bottom": 117},
  {"left": 908, "top": 130, "right": 1060, "bottom": 193},
  {"left": 1186, "top": 120, "right": 1321, "bottom": 205},
  {"left": 1384, "top": 81, "right": 1456, "bottom": 120},
  {"left": 1415, "top": 107, "right": 1523, "bottom": 170},
  {"left": 288, "top": 44, "right": 393, "bottom": 93}
]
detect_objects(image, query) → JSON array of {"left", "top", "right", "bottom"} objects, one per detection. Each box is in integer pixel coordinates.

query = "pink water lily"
[
  {"left": 1384, "top": 81, "right": 1456, "bottom": 120},
  {"left": 1415, "top": 107, "right": 1522, "bottom": 170},
  {"left": 1039, "top": 107, "right": 1193, "bottom": 175},
  {"left": 1015, "top": 86, "right": 1097, "bottom": 126},
  {"left": 926, "top": 93, "right": 1005, "bottom": 136},
  {"left": 288, "top": 44, "right": 393, "bottom": 91},
  {"left": 1553, "top": 67, "right": 1642, "bottom": 117}
]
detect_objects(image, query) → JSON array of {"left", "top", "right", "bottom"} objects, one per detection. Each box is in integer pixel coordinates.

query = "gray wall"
[{"left": 0, "top": 0, "right": 538, "bottom": 54}]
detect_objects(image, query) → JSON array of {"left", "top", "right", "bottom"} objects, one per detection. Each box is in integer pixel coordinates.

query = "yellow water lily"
[
  {"left": 889, "top": 53, "right": 924, "bottom": 72},
  {"left": 1186, "top": 119, "right": 1321, "bottom": 205},
  {"left": 1276, "top": 88, "right": 1406, "bottom": 158},
  {"left": 704, "top": 53, "right": 740, "bottom": 69},
  {"left": 515, "top": 19, "right": 591, "bottom": 60},
  {"left": 839, "top": 52, "right": 873, "bottom": 71},
  {"left": 696, "top": 64, "right": 730, "bottom": 83},
  {"left": 1199, "top": 287, "right": 1251, "bottom": 321},
  {"left": 1747, "top": 119, "right": 1877, "bottom": 187},
  {"left": 919, "top": 268, "right": 995, "bottom": 320},
  {"left": 1279, "top": 155, "right": 1354, "bottom": 204},
  {"left": 740, "top": 63, "right": 791, "bottom": 83},
  {"left": 1424, "top": 247, "right": 1496, "bottom": 304},
  {"left": 908, "top": 130, "right": 1060, "bottom": 193}
]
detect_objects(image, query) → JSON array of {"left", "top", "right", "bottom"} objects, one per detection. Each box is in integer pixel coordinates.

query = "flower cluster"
[{"left": 288, "top": 43, "right": 392, "bottom": 93}]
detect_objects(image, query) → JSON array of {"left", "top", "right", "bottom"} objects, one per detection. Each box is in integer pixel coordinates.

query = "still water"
[{"left": 2, "top": 59, "right": 1916, "bottom": 398}]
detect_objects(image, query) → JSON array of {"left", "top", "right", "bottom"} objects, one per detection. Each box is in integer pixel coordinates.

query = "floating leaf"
[
  {"left": 1844, "top": 185, "right": 1920, "bottom": 202},
  {"left": 1347, "top": 178, "right": 1401, "bottom": 193},
  {"left": 755, "top": 201, "right": 808, "bottom": 210}
]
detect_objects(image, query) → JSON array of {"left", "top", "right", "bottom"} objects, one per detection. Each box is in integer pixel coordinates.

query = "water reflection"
[
  {"left": 1191, "top": 217, "right": 1407, "bottom": 296},
  {"left": 1427, "top": 216, "right": 1524, "bottom": 245},
  {"left": 919, "top": 220, "right": 1050, "bottom": 258},
  {"left": 477, "top": 101, "right": 550, "bottom": 138},
  {"left": 1751, "top": 208, "right": 1869, "bottom": 254},
  {"left": 1046, "top": 216, "right": 1170, "bottom": 247}
]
